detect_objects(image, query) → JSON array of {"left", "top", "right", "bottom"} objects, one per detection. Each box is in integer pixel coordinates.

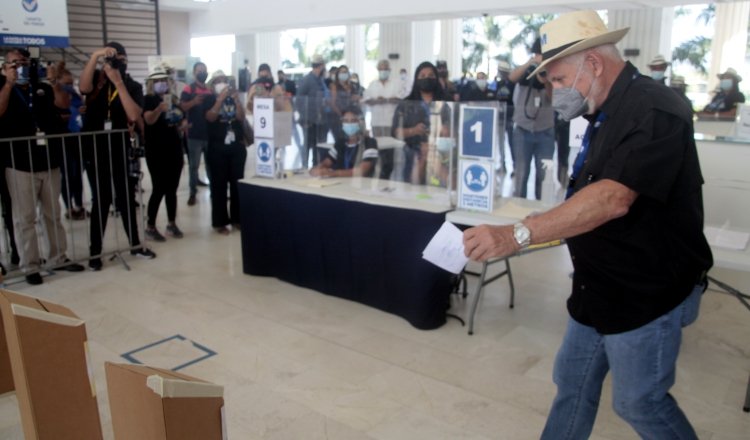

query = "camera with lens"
[{"left": 105, "top": 56, "right": 124, "bottom": 69}]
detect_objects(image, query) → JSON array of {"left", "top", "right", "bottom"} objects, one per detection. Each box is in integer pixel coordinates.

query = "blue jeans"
[
  {"left": 512, "top": 126, "right": 554, "bottom": 199},
  {"left": 541, "top": 284, "right": 704, "bottom": 439},
  {"left": 187, "top": 138, "right": 209, "bottom": 196}
]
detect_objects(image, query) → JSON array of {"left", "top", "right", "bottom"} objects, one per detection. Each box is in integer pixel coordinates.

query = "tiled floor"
[{"left": 0, "top": 159, "right": 748, "bottom": 439}]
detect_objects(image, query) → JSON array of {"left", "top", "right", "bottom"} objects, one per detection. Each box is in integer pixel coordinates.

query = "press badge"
[
  {"left": 104, "top": 120, "right": 113, "bottom": 131},
  {"left": 534, "top": 97, "right": 541, "bottom": 107},
  {"left": 224, "top": 130, "right": 235, "bottom": 145},
  {"left": 35, "top": 130, "right": 46, "bottom": 146}
]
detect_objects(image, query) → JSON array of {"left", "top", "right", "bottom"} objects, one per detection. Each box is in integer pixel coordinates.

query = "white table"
[{"left": 446, "top": 197, "right": 557, "bottom": 335}]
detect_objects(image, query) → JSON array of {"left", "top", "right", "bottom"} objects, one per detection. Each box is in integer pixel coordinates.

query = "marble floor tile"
[{"left": 0, "top": 163, "right": 748, "bottom": 439}]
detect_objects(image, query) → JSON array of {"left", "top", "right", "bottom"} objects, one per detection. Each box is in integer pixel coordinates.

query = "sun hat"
[
  {"left": 147, "top": 66, "right": 168, "bottom": 81},
  {"left": 528, "top": 10, "right": 629, "bottom": 78},
  {"left": 647, "top": 54, "right": 670, "bottom": 68},
  {"left": 497, "top": 60, "right": 512, "bottom": 72},
  {"left": 209, "top": 69, "right": 227, "bottom": 84},
  {"left": 718, "top": 68, "right": 742, "bottom": 82},
  {"left": 311, "top": 54, "right": 325, "bottom": 66}
]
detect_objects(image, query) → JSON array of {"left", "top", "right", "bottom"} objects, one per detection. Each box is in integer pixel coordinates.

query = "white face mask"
[
  {"left": 476, "top": 79, "right": 487, "bottom": 90},
  {"left": 379, "top": 70, "right": 390, "bottom": 81},
  {"left": 720, "top": 79, "right": 733, "bottom": 91},
  {"left": 214, "top": 82, "right": 228, "bottom": 94}
]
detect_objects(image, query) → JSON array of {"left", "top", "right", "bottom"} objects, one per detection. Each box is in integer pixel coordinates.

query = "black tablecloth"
[{"left": 239, "top": 181, "right": 454, "bottom": 329}]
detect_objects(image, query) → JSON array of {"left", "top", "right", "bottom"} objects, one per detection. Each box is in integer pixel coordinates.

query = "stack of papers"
[
  {"left": 704, "top": 226, "right": 750, "bottom": 251},
  {"left": 422, "top": 221, "right": 469, "bottom": 274}
]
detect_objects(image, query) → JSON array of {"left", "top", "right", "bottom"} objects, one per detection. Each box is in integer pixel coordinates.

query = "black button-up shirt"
[{"left": 566, "top": 62, "right": 713, "bottom": 334}]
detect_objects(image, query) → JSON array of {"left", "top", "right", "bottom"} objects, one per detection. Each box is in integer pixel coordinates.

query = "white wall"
[{"left": 160, "top": 10, "right": 191, "bottom": 56}]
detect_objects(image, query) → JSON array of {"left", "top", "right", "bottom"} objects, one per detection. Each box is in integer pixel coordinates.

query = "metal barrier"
[{"left": 0, "top": 129, "right": 146, "bottom": 284}]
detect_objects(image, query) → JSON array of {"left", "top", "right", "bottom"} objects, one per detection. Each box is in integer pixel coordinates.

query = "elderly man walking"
[{"left": 463, "top": 11, "right": 712, "bottom": 439}]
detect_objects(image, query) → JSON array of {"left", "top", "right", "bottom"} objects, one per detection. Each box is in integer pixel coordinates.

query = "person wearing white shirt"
[{"left": 363, "top": 59, "right": 405, "bottom": 179}]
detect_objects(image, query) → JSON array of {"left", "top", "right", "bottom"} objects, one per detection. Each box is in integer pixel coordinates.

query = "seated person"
[
  {"left": 310, "top": 106, "right": 378, "bottom": 177},
  {"left": 697, "top": 68, "right": 745, "bottom": 119}
]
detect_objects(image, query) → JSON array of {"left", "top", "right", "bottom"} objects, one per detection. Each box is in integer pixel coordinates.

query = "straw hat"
[
  {"left": 311, "top": 54, "right": 325, "bottom": 66},
  {"left": 647, "top": 54, "right": 670, "bottom": 68},
  {"left": 718, "top": 68, "right": 742, "bottom": 82},
  {"left": 529, "top": 10, "right": 629, "bottom": 78},
  {"left": 147, "top": 66, "right": 168, "bottom": 81},
  {"left": 209, "top": 69, "right": 227, "bottom": 84},
  {"left": 497, "top": 60, "right": 512, "bottom": 73}
]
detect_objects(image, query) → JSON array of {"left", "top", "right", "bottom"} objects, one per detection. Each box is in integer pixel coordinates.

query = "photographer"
[
  {"left": 0, "top": 48, "right": 83, "bottom": 283},
  {"left": 509, "top": 37, "right": 555, "bottom": 200},
  {"left": 204, "top": 70, "right": 247, "bottom": 235},
  {"left": 79, "top": 42, "right": 156, "bottom": 270}
]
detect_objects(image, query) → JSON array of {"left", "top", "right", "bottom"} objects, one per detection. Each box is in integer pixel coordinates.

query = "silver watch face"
[{"left": 514, "top": 223, "right": 530, "bottom": 246}]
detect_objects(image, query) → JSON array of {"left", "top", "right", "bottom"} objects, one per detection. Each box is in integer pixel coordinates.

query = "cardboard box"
[
  {"left": 0, "top": 289, "right": 103, "bottom": 439},
  {"left": 105, "top": 362, "right": 226, "bottom": 440}
]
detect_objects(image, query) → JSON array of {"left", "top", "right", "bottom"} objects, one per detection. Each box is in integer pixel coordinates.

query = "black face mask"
[
  {"left": 416, "top": 78, "right": 439, "bottom": 93},
  {"left": 196, "top": 71, "right": 208, "bottom": 83}
]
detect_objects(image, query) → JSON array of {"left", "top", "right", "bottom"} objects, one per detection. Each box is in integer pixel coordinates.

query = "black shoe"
[
  {"left": 11, "top": 252, "right": 19, "bottom": 266},
  {"left": 89, "top": 258, "right": 102, "bottom": 271},
  {"left": 58, "top": 258, "right": 85, "bottom": 272},
  {"left": 25, "top": 272, "right": 43, "bottom": 285},
  {"left": 131, "top": 248, "right": 156, "bottom": 259},
  {"left": 197, "top": 180, "right": 209, "bottom": 187}
]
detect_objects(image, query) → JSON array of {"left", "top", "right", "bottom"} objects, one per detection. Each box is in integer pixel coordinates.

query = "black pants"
[
  {"left": 0, "top": 165, "right": 19, "bottom": 261},
  {"left": 303, "top": 123, "right": 327, "bottom": 167},
  {"left": 85, "top": 140, "right": 141, "bottom": 256},
  {"left": 61, "top": 144, "right": 85, "bottom": 210},
  {"left": 207, "top": 143, "right": 247, "bottom": 228},
  {"left": 146, "top": 152, "right": 183, "bottom": 226}
]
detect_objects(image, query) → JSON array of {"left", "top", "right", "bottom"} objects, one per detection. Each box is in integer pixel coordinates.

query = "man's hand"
[
  {"left": 463, "top": 224, "right": 519, "bottom": 262},
  {"left": 102, "top": 63, "right": 123, "bottom": 85},
  {"left": 2, "top": 62, "right": 18, "bottom": 86}
]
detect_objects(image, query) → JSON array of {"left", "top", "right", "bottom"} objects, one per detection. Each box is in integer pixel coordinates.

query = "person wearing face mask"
[
  {"left": 509, "top": 37, "right": 556, "bottom": 200},
  {"left": 698, "top": 68, "right": 745, "bottom": 120},
  {"left": 246, "top": 64, "right": 290, "bottom": 114},
  {"left": 142, "top": 66, "right": 186, "bottom": 242},
  {"left": 329, "top": 64, "right": 362, "bottom": 142},
  {"left": 79, "top": 42, "right": 157, "bottom": 270},
  {"left": 0, "top": 48, "right": 84, "bottom": 282},
  {"left": 204, "top": 70, "right": 247, "bottom": 235},
  {"left": 459, "top": 72, "right": 496, "bottom": 102},
  {"left": 296, "top": 54, "right": 328, "bottom": 168},
  {"left": 50, "top": 62, "right": 88, "bottom": 221},
  {"left": 364, "top": 59, "right": 405, "bottom": 180},
  {"left": 310, "top": 106, "right": 378, "bottom": 178},
  {"left": 398, "top": 68, "right": 411, "bottom": 98},
  {"left": 435, "top": 60, "right": 458, "bottom": 101},
  {"left": 463, "top": 11, "right": 712, "bottom": 439},
  {"left": 669, "top": 75, "right": 693, "bottom": 111},
  {"left": 494, "top": 60, "right": 516, "bottom": 174},
  {"left": 392, "top": 61, "right": 450, "bottom": 184},
  {"left": 180, "top": 61, "right": 213, "bottom": 206},
  {"left": 647, "top": 54, "right": 670, "bottom": 85}
]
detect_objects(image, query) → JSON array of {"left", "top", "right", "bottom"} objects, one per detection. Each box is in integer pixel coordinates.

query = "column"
[
  {"left": 711, "top": 2, "right": 750, "bottom": 88},
  {"left": 345, "top": 24, "right": 366, "bottom": 78},
  {"left": 412, "top": 20, "right": 437, "bottom": 73},
  {"left": 379, "top": 22, "right": 412, "bottom": 76},
  {"left": 438, "top": 18, "right": 463, "bottom": 78},
  {"left": 255, "top": 31, "right": 281, "bottom": 74},
  {"left": 608, "top": 7, "right": 674, "bottom": 74}
]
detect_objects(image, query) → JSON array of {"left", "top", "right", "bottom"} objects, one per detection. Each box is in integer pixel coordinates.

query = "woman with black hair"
[{"left": 391, "top": 61, "right": 448, "bottom": 184}]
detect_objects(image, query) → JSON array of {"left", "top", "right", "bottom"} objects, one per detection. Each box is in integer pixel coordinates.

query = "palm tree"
[
  {"left": 508, "top": 14, "right": 555, "bottom": 53},
  {"left": 671, "top": 5, "right": 714, "bottom": 73},
  {"left": 317, "top": 35, "right": 345, "bottom": 63}
]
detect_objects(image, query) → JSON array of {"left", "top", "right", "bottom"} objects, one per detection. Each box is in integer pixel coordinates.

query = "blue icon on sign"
[
  {"left": 464, "top": 164, "right": 489, "bottom": 192},
  {"left": 257, "top": 142, "right": 272, "bottom": 162},
  {"left": 23, "top": 0, "right": 38, "bottom": 13}
]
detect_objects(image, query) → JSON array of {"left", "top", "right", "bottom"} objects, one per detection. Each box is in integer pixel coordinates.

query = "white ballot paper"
[{"left": 422, "top": 221, "right": 469, "bottom": 274}]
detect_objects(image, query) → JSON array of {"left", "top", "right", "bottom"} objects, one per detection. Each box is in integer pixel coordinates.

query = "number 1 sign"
[{"left": 459, "top": 106, "right": 497, "bottom": 160}]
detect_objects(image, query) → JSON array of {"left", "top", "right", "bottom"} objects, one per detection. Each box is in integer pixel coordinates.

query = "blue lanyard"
[{"left": 566, "top": 111, "right": 606, "bottom": 199}]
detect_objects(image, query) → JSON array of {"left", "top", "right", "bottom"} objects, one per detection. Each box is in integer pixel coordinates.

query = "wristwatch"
[{"left": 513, "top": 222, "right": 531, "bottom": 249}]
